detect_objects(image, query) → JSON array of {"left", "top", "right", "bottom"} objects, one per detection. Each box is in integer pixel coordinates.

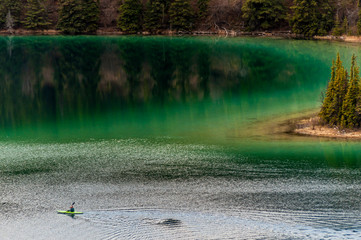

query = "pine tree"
[
  {"left": 342, "top": 16, "right": 348, "bottom": 35},
  {"left": 290, "top": 0, "right": 317, "bottom": 37},
  {"left": 57, "top": 0, "right": 99, "bottom": 34},
  {"left": 57, "top": 0, "right": 81, "bottom": 34},
  {"left": 117, "top": 0, "right": 143, "bottom": 33},
  {"left": 82, "top": 0, "right": 100, "bottom": 33},
  {"left": 23, "top": 0, "right": 51, "bottom": 30},
  {"left": 144, "top": 0, "right": 164, "bottom": 33},
  {"left": 242, "top": 0, "right": 286, "bottom": 31},
  {"left": 320, "top": 53, "right": 349, "bottom": 126},
  {"left": 332, "top": 14, "right": 342, "bottom": 36},
  {"left": 197, "top": 0, "right": 209, "bottom": 21},
  {"left": 341, "top": 55, "right": 360, "bottom": 128},
  {"left": 319, "top": 59, "right": 336, "bottom": 123},
  {"left": 0, "top": 0, "right": 22, "bottom": 29},
  {"left": 290, "top": 0, "right": 334, "bottom": 37},
  {"left": 329, "top": 53, "right": 349, "bottom": 125},
  {"left": 317, "top": 0, "right": 334, "bottom": 36},
  {"left": 169, "top": 0, "right": 194, "bottom": 31}
]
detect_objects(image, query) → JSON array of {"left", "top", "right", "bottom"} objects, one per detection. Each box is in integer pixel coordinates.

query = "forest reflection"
[{"left": 0, "top": 36, "right": 319, "bottom": 129}]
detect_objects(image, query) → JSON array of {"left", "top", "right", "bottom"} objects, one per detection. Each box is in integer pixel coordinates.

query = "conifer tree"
[
  {"left": 197, "top": 0, "right": 209, "bottom": 21},
  {"left": 23, "top": 0, "right": 51, "bottom": 30},
  {"left": 342, "top": 16, "right": 348, "bottom": 35},
  {"left": 82, "top": 0, "right": 100, "bottom": 33},
  {"left": 57, "top": 0, "right": 80, "bottom": 34},
  {"left": 57, "top": 0, "right": 99, "bottom": 34},
  {"left": 117, "top": 0, "right": 143, "bottom": 33},
  {"left": 169, "top": 0, "right": 194, "bottom": 31},
  {"left": 333, "top": 14, "right": 342, "bottom": 36},
  {"left": 242, "top": 0, "right": 286, "bottom": 31},
  {"left": 329, "top": 54, "right": 349, "bottom": 125},
  {"left": 290, "top": 0, "right": 334, "bottom": 37},
  {"left": 144, "top": 0, "right": 164, "bottom": 33},
  {"left": 319, "top": 59, "right": 336, "bottom": 123},
  {"left": 317, "top": 1, "right": 334, "bottom": 36},
  {"left": 320, "top": 53, "right": 349, "bottom": 126},
  {"left": 341, "top": 55, "right": 360, "bottom": 128},
  {"left": 0, "top": 0, "right": 22, "bottom": 29}
]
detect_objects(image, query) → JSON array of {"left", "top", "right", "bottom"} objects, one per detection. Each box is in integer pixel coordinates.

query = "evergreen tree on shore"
[
  {"left": 169, "top": 0, "right": 194, "bottom": 31},
  {"left": 329, "top": 53, "right": 348, "bottom": 125},
  {"left": 0, "top": 0, "right": 21, "bottom": 29},
  {"left": 320, "top": 53, "right": 361, "bottom": 129},
  {"left": 197, "top": 0, "right": 209, "bottom": 22},
  {"left": 143, "top": 0, "right": 164, "bottom": 33},
  {"left": 242, "top": 0, "right": 286, "bottom": 31},
  {"left": 342, "top": 16, "right": 348, "bottom": 35},
  {"left": 23, "top": 0, "right": 51, "bottom": 29},
  {"left": 82, "top": 0, "right": 100, "bottom": 33},
  {"left": 57, "top": 0, "right": 99, "bottom": 34},
  {"left": 332, "top": 14, "right": 342, "bottom": 36},
  {"left": 117, "top": 0, "right": 143, "bottom": 33},
  {"left": 290, "top": 0, "right": 334, "bottom": 37},
  {"left": 341, "top": 55, "right": 360, "bottom": 128},
  {"left": 320, "top": 53, "right": 347, "bottom": 126},
  {"left": 319, "top": 59, "right": 336, "bottom": 123}
]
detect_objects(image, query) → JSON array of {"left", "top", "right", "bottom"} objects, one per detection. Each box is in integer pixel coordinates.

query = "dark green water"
[{"left": 1, "top": 36, "right": 361, "bottom": 239}]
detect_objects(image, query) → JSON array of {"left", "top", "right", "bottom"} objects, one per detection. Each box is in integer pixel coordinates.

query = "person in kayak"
[{"left": 69, "top": 202, "right": 75, "bottom": 212}]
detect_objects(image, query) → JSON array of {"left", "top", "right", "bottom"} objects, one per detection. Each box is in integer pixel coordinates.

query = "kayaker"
[{"left": 69, "top": 202, "right": 75, "bottom": 212}]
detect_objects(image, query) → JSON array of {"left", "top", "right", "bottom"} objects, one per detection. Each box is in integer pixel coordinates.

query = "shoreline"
[
  {"left": 287, "top": 114, "right": 361, "bottom": 139},
  {"left": 1, "top": 28, "right": 361, "bottom": 43},
  {"left": 2, "top": 29, "right": 361, "bottom": 44},
  {"left": 313, "top": 35, "right": 361, "bottom": 43},
  {"left": 0, "top": 28, "right": 296, "bottom": 37}
]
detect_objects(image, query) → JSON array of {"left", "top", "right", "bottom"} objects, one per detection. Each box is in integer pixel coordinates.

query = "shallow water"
[{"left": 1, "top": 36, "right": 361, "bottom": 239}]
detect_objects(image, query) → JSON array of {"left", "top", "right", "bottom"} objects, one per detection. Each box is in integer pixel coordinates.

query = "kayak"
[{"left": 57, "top": 210, "right": 83, "bottom": 214}]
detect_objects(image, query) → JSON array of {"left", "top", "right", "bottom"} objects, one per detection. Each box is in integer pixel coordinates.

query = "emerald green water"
[
  {"left": 1, "top": 36, "right": 361, "bottom": 239},
  {"left": 0, "top": 36, "right": 344, "bottom": 141}
]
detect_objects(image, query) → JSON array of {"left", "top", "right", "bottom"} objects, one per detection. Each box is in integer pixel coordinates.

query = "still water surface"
[{"left": 1, "top": 36, "right": 361, "bottom": 239}]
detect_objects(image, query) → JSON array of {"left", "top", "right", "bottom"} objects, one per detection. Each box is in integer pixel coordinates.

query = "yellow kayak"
[{"left": 57, "top": 210, "right": 83, "bottom": 214}]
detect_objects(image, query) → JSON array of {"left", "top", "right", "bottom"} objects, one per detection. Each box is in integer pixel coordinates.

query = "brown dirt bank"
[
  {"left": 287, "top": 114, "right": 361, "bottom": 139},
  {"left": 0, "top": 29, "right": 298, "bottom": 37},
  {"left": 4, "top": 29, "right": 360, "bottom": 41},
  {"left": 1, "top": 29, "right": 360, "bottom": 41}
]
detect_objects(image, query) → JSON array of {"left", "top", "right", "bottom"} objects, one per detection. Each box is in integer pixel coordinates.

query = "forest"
[{"left": 0, "top": 0, "right": 360, "bottom": 37}]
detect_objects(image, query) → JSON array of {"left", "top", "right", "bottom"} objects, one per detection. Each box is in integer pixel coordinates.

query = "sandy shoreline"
[
  {"left": 314, "top": 35, "right": 361, "bottom": 43},
  {"left": 289, "top": 115, "right": 361, "bottom": 139}
]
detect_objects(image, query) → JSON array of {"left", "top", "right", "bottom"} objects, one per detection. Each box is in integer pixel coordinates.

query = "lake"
[{"left": 1, "top": 36, "right": 361, "bottom": 239}]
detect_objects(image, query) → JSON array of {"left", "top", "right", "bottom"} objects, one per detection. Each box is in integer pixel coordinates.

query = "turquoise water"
[
  {"left": 1, "top": 36, "right": 361, "bottom": 239},
  {"left": 0, "top": 36, "right": 342, "bottom": 141}
]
